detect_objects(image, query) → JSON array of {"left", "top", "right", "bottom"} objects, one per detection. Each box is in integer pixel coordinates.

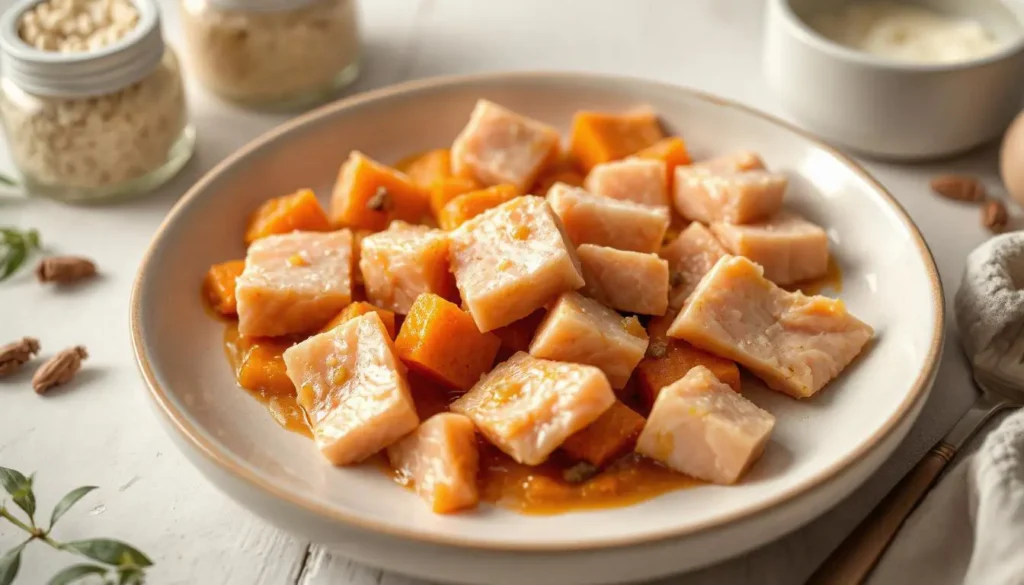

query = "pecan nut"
[
  {"left": 930, "top": 175, "right": 986, "bottom": 202},
  {"left": 0, "top": 337, "right": 41, "bottom": 376},
  {"left": 982, "top": 200, "right": 1009, "bottom": 233},
  {"left": 36, "top": 256, "right": 97, "bottom": 284},
  {"left": 32, "top": 345, "right": 88, "bottom": 394}
]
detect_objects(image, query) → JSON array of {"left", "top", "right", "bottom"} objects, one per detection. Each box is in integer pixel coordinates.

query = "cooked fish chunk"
[
  {"left": 359, "top": 221, "right": 457, "bottom": 315},
  {"left": 546, "top": 182, "right": 670, "bottom": 253},
  {"left": 711, "top": 210, "right": 829, "bottom": 285},
  {"left": 236, "top": 230, "right": 353, "bottom": 337},
  {"left": 667, "top": 255, "right": 873, "bottom": 398},
  {"left": 448, "top": 195, "right": 584, "bottom": 332},
  {"left": 578, "top": 244, "right": 669, "bottom": 315},
  {"left": 673, "top": 169, "right": 786, "bottom": 224},
  {"left": 283, "top": 313, "right": 419, "bottom": 465},
  {"left": 690, "top": 151, "right": 765, "bottom": 174},
  {"left": 450, "top": 352, "right": 615, "bottom": 465},
  {"left": 636, "top": 365, "right": 775, "bottom": 485},
  {"left": 451, "top": 100, "right": 561, "bottom": 192},
  {"left": 584, "top": 158, "right": 670, "bottom": 207},
  {"left": 659, "top": 222, "right": 727, "bottom": 309},
  {"left": 529, "top": 292, "right": 649, "bottom": 389},
  {"left": 387, "top": 412, "right": 480, "bottom": 514}
]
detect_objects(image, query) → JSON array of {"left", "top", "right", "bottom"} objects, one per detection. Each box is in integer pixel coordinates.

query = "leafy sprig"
[
  {"left": 0, "top": 467, "right": 152, "bottom": 585},
  {"left": 0, "top": 228, "right": 41, "bottom": 281}
]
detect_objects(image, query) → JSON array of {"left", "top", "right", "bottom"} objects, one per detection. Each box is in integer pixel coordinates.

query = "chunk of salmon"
[
  {"left": 546, "top": 182, "right": 670, "bottom": 253},
  {"left": 236, "top": 230, "right": 353, "bottom": 337},
  {"left": 659, "top": 222, "right": 727, "bottom": 309},
  {"left": 283, "top": 313, "right": 419, "bottom": 465},
  {"left": 451, "top": 100, "right": 561, "bottom": 192},
  {"left": 448, "top": 195, "right": 584, "bottom": 332},
  {"left": 711, "top": 210, "right": 829, "bottom": 285},
  {"left": 584, "top": 158, "right": 669, "bottom": 207},
  {"left": 674, "top": 169, "right": 786, "bottom": 224},
  {"left": 691, "top": 151, "right": 765, "bottom": 174},
  {"left": 636, "top": 365, "right": 775, "bottom": 485},
  {"left": 359, "top": 221, "right": 457, "bottom": 314},
  {"left": 667, "top": 256, "right": 873, "bottom": 398},
  {"left": 577, "top": 244, "right": 669, "bottom": 315},
  {"left": 386, "top": 412, "right": 480, "bottom": 514},
  {"left": 529, "top": 292, "right": 649, "bottom": 389},
  {"left": 450, "top": 352, "right": 615, "bottom": 465}
]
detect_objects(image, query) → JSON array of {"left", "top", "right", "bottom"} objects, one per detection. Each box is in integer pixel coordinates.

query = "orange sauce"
[{"left": 785, "top": 257, "right": 844, "bottom": 296}]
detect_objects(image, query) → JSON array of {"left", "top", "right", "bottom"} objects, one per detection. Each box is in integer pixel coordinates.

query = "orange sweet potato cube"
[
  {"left": 632, "top": 137, "right": 691, "bottom": 187},
  {"left": 569, "top": 109, "right": 664, "bottom": 173},
  {"left": 636, "top": 312, "right": 741, "bottom": 410},
  {"left": 429, "top": 176, "right": 481, "bottom": 217},
  {"left": 437, "top": 184, "right": 520, "bottom": 230},
  {"left": 321, "top": 301, "right": 397, "bottom": 338},
  {"left": 244, "top": 189, "right": 331, "bottom": 244},
  {"left": 560, "top": 400, "right": 646, "bottom": 467},
  {"left": 402, "top": 149, "right": 452, "bottom": 188},
  {"left": 233, "top": 335, "right": 295, "bottom": 397},
  {"left": 330, "top": 151, "right": 430, "bottom": 231},
  {"left": 204, "top": 260, "right": 245, "bottom": 316},
  {"left": 395, "top": 293, "right": 501, "bottom": 391}
]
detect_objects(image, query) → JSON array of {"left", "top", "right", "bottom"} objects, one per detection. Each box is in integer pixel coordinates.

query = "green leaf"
[
  {"left": 0, "top": 174, "right": 18, "bottom": 187},
  {"left": 63, "top": 540, "right": 152, "bottom": 569},
  {"left": 0, "top": 542, "right": 26, "bottom": 585},
  {"left": 24, "top": 229, "right": 39, "bottom": 250},
  {"left": 0, "top": 228, "right": 40, "bottom": 281},
  {"left": 49, "top": 486, "right": 97, "bottom": 529},
  {"left": 0, "top": 468, "right": 35, "bottom": 521},
  {"left": 116, "top": 567, "right": 143, "bottom": 585},
  {"left": 47, "top": 564, "right": 108, "bottom": 585},
  {"left": 0, "top": 468, "right": 28, "bottom": 496}
]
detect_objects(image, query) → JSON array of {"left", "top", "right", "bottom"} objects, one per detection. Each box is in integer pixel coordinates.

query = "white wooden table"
[{"left": 0, "top": 0, "right": 1000, "bottom": 583}]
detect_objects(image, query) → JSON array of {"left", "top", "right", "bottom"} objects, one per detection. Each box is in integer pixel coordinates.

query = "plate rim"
[{"left": 129, "top": 70, "right": 945, "bottom": 552}]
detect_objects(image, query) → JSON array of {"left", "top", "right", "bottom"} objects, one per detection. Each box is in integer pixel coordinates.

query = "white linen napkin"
[{"left": 868, "top": 233, "right": 1024, "bottom": 585}]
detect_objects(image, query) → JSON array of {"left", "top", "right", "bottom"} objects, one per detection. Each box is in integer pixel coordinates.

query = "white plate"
[{"left": 131, "top": 72, "right": 944, "bottom": 584}]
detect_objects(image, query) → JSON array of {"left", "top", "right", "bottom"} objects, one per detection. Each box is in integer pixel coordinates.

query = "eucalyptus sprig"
[
  {"left": 0, "top": 467, "right": 152, "bottom": 585},
  {"left": 0, "top": 228, "right": 41, "bottom": 281}
]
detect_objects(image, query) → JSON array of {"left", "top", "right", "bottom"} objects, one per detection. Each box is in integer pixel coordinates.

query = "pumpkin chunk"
[
  {"left": 561, "top": 400, "right": 646, "bottom": 467},
  {"left": 236, "top": 230, "right": 353, "bottom": 337},
  {"left": 577, "top": 244, "right": 669, "bottom": 316},
  {"left": 244, "top": 189, "right": 331, "bottom": 245},
  {"left": 450, "top": 352, "right": 615, "bottom": 465},
  {"left": 667, "top": 255, "right": 873, "bottom": 398},
  {"left": 395, "top": 293, "right": 501, "bottom": 391},
  {"left": 711, "top": 210, "right": 829, "bottom": 286},
  {"left": 387, "top": 412, "right": 480, "bottom": 514},
  {"left": 321, "top": 301, "right": 397, "bottom": 338},
  {"left": 636, "top": 312, "right": 741, "bottom": 411},
  {"left": 569, "top": 109, "right": 664, "bottom": 173},
  {"left": 358, "top": 221, "right": 457, "bottom": 315},
  {"left": 429, "top": 176, "right": 482, "bottom": 217},
  {"left": 437, "top": 184, "right": 519, "bottom": 230},
  {"left": 402, "top": 148, "right": 452, "bottom": 188},
  {"left": 232, "top": 335, "right": 295, "bottom": 397},
  {"left": 451, "top": 99, "right": 561, "bottom": 192},
  {"left": 330, "top": 151, "right": 430, "bottom": 231},
  {"left": 546, "top": 183, "right": 669, "bottom": 253},
  {"left": 632, "top": 137, "right": 691, "bottom": 187},
  {"left": 283, "top": 313, "right": 419, "bottom": 465},
  {"left": 529, "top": 292, "right": 648, "bottom": 390},
  {"left": 204, "top": 260, "right": 246, "bottom": 316},
  {"left": 448, "top": 195, "right": 584, "bottom": 332},
  {"left": 636, "top": 366, "right": 775, "bottom": 485},
  {"left": 585, "top": 158, "right": 670, "bottom": 208},
  {"left": 659, "top": 222, "right": 727, "bottom": 310}
]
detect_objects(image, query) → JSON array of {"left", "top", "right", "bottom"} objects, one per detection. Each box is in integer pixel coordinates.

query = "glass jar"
[
  {"left": 179, "top": 0, "right": 361, "bottom": 111},
  {"left": 0, "top": 0, "right": 194, "bottom": 203}
]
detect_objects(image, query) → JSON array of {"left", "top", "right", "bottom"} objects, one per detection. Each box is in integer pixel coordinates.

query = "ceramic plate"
[{"left": 131, "top": 73, "right": 943, "bottom": 584}]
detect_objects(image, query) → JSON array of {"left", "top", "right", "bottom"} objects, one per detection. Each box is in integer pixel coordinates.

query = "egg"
[{"left": 1001, "top": 109, "right": 1024, "bottom": 208}]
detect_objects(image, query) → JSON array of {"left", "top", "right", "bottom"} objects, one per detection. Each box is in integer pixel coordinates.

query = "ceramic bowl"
[
  {"left": 131, "top": 72, "right": 944, "bottom": 585},
  {"left": 763, "top": 0, "right": 1024, "bottom": 161}
]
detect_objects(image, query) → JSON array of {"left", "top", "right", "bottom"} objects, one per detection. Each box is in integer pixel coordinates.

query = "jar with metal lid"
[
  {"left": 179, "top": 0, "right": 361, "bottom": 110},
  {"left": 0, "top": 0, "right": 194, "bottom": 203}
]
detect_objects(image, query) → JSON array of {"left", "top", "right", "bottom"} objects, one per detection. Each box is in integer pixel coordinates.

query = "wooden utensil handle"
[{"left": 806, "top": 441, "right": 957, "bottom": 585}]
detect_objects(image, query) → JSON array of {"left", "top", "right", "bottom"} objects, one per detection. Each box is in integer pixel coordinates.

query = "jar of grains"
[
  {"left": 179, "top": 0, "right": 361, "bottom": 110},
  {"left": 0, "top": 0, "right": 194, "bottom": 202}
]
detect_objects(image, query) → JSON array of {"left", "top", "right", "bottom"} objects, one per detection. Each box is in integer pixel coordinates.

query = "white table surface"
[{"left": 0, "top": 0, "right": 1002, "bottom": 583}]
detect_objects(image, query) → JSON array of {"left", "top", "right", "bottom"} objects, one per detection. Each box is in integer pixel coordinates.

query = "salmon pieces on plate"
[{"left": 203, "top": 98, "right": 874, "bottom": 516}]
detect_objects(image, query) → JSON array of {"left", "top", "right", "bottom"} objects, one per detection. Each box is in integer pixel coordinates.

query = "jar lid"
[
  {"left": 205, "top": 0, "right": 322, "bottom": 12},
  {"left": 0, "top": 0, "right": 165, "bottom": 98}
]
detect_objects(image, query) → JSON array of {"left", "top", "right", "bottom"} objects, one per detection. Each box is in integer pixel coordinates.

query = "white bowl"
[
  {"left": 764, "top": 0, "right": 1024, "bottom": 161},
  {"left": 130, "top": 72, "right": 944, "bottom": 584}
]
